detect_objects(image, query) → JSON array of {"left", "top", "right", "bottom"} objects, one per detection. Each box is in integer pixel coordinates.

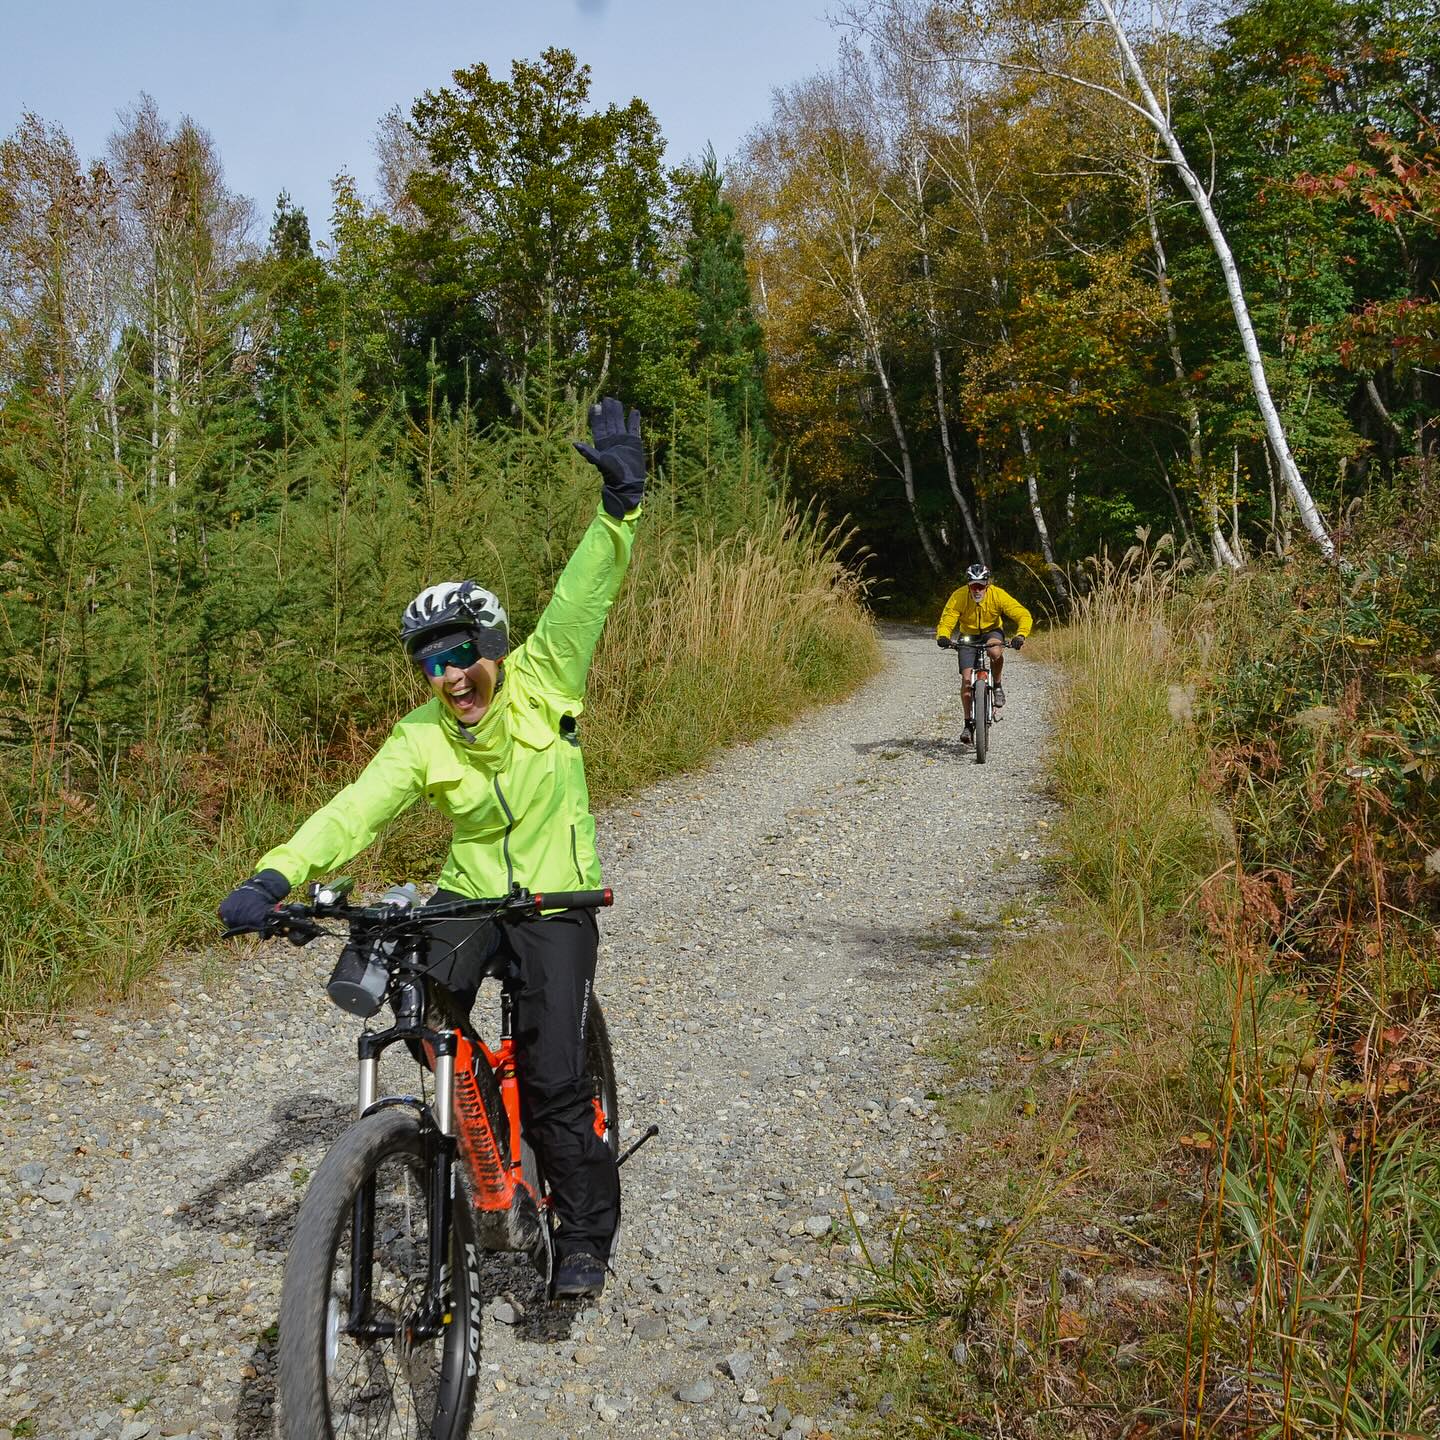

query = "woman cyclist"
[
  {"left": 218, "top": 396, "right": 646, "bottom": 1300},
  {"left": 936, "top": 563, "right": 1033, "bottom": 745}
]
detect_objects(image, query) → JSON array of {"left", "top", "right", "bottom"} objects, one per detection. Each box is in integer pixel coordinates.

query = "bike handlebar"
[
  {"left": 223, "top": 884, "right": 613, "bottom": 943},
  {"left": 531, "top": 888, "right": 614, "bottom": 912},
  {"left": 939, "top": 635, "right": 1021, "bottom": 649}
]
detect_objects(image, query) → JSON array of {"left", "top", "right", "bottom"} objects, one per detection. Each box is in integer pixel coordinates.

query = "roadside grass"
[
  {"left": 0, "top": 498, "right": 879, "bottom": 1031},
  {"left": 772, "top": 540, "right": 1226, "bottom": 1436},
  {"left": 804, "top": 527, "right": 1440, "bottom": 1438}
]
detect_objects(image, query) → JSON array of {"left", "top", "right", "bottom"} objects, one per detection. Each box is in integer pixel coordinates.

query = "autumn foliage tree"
[{"left": 731, "top": 0, "right": 1436, "bottom": 591}]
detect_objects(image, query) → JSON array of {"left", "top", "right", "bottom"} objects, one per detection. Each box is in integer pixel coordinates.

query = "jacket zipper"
[
  {"left": 570, "top": 824, "right": 583, "bottom": 885},
  {"left": 493, "top": 777, "right": 516, "bottom": 890}
]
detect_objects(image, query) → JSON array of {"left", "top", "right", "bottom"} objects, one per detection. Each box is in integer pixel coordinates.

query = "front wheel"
[
  {"left": 973, "top": 676, "right": 990, "bottom": 764},
  {"left": 278, "top": 1107, "right": 481, "bottom": 1440}
]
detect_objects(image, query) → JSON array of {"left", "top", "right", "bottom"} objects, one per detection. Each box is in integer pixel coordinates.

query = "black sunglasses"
[{"left": 415, "top": 638, "right": 482, "bottom": 678}]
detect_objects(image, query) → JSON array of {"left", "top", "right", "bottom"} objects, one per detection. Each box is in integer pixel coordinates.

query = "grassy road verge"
[{"left": 802, "top": 525, "right": 1440, "bottom": 1438}]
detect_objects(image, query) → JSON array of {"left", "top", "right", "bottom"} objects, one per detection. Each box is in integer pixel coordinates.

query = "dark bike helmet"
[
  {"left": 965, "top": 563, "right": 991, "bottom": 586},
  {"left": 400, "top": 581, "right": 509, "bottom": 662}
]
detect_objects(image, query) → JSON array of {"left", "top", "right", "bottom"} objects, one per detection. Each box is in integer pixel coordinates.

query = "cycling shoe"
[{"left": 554, "top": 1247, "right": 607, "bottom": 1300}]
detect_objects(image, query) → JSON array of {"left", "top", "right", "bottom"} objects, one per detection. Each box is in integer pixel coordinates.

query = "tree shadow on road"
[
  {"left": 178, "top": 1091, "right": 575, "bottom": 1435},
  {"left": 848, "top": 919, "right": 994, "bottom": 983},
  {"left": 178, "top": 1091, "right": 350, "bottom": 1437}
]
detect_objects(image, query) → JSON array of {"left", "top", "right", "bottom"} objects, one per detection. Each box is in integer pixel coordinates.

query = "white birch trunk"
[
  {"left": 1230, "top": 445, "right": 1244, "bottom": 562},
  {"left": 909, "top": 152, "right": 986, "bottom": 559},
  {"left": 855, "top": 286, "right": 944, "bottom": 574},
  {"left": 950, "top": 117, "right": 1070, "bottom": 602},
  {"left": 1018, "top": 421, "right": 1070, "bottom": 602},
  {"left": 164, "top": 280, "right": 181, "bottom": 496},
  {"left": 1096, "top": 0, "right": 1335, "bottom": 560},
  {"left": 1066, "top": 379, "right": 1078, "bottom": 526},
  {"left": 149, "top": 268, "right": 160, "bottom": 499},
  {"left": 1142, "top": 176, "right": 1240, "bottom": 569}
]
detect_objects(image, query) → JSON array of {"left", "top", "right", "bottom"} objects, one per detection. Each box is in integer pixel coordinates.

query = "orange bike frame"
[{"left": 436, "top": 1026, "right": 607, "bottom": 1216}]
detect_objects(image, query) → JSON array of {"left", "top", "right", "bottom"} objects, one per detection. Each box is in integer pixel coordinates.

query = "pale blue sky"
[{"left": 3, "top": 0, "right": 846, "bottom": 239}]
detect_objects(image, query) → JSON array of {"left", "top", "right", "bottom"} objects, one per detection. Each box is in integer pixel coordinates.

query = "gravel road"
[{"left": 0, "top": 626, "right": 1055, "bottom": 1440}]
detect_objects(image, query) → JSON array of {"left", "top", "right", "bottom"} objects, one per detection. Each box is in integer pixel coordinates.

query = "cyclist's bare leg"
[
  {"left": 960, "top": 668, "right": 975, "bottom": 731},
  {"left": 988, "top": 637, "right": 1006, "bottom": 685}
]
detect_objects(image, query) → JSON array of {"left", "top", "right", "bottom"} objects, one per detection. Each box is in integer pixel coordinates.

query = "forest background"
[
  {"left": 2, "top": 0, "right": 1435, "bottom": 1003},
  {"left": 3, "top": 0, "right": 1440, "bottom": 1431}
]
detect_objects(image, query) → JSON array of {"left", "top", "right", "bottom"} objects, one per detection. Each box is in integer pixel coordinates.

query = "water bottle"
[{"left": 378, "top": 882, "right": 421, "bottom": 911}]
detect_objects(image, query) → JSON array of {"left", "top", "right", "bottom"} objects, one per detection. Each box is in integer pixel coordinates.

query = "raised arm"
[
  {"left": 518, "top": 507, "right": 639, "bottom": 699},
  {"left": 517, "top": 397, "right": 645, "bottom": 699}
]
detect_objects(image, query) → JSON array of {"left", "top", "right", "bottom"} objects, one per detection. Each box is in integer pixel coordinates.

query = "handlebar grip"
[{"left": 532, "top": 888, "right": 613, "bottom": 911}]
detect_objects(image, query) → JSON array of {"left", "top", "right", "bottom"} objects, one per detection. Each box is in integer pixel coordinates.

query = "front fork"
[{"left": 347, "top": 1026, "right": 459, "bottom": 1344}]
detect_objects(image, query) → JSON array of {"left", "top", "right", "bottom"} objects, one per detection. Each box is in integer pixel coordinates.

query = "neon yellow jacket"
[
  {"left": 936, "top": 582, "right": 1033, "bottom": 641},
  {"left": 256, "top": 504, "right": 637, "bottom": 898}
]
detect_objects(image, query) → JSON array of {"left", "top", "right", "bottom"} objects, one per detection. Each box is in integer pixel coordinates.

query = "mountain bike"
[
  {"left": 940, "top": 634, "right": 1019, "bottom": 765},
  {"left": 233, "top": 880, "right": 655, "bottom": 1440}
]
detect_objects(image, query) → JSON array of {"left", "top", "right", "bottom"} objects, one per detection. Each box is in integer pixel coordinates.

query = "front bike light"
[
  {"left": 326, "top": 945, "right": 389, "bottom": 1018},
  {"left": 311, "top": 875, "right": 355, "bottom": 907}
]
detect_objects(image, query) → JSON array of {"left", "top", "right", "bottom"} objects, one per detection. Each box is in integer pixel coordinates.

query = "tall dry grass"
[
  {"left": 972, "top": 540, "right": 1440, "bottom": 1437},
  {"left": 839, "top": 534, "right": 1440, "bottom": 1437},
  {"left": 980, "top": 535, "right": 1229, "bottom": 1142}
]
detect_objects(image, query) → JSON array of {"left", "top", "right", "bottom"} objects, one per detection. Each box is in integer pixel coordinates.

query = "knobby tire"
[
  {"left": 974, "top": 675, "right": 990, "bottom": 764},
  {"left": 278, "top": 1107, "right": 481, "bottom": 1440}
]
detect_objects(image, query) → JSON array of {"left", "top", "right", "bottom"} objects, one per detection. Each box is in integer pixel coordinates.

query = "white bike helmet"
[
  {"left": 965, "top": 563, "right": 991, "bottom": 586},
  {"left": 400, "top": 580, "right": 509, "bottom": 662}
]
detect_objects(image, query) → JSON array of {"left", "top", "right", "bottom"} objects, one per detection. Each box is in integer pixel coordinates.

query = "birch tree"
[
  {"left": 925, "top": 65, "right": 1072, "bottom": 601},
  {"left": 738, "top": 61, "right": 945, "bottom": 573},
  {"left": 108, "top": 99, "right": 252, "bottom": 499},
  {"left": 898, "top": 0, "right": 1339, "bottom": 559},
  {"left": 869, "top": 16, "right": 987, "bottom": 560},
  {"left": 1003, "top": 24, "right": 1244, "bottom": 569}
]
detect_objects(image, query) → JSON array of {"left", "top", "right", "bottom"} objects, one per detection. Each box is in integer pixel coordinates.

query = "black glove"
[
  {"left": 218, "top": 868, "right": 291, "bottom": 933},
  {"left": 575, "top": 396, "right": 645, "bottom": 519},
  {"left": 1012, "top": 636, "right": 1025, "bottom": 650},
  {"left": 937, "top": 636, "right": 951, "bottom": 648}
]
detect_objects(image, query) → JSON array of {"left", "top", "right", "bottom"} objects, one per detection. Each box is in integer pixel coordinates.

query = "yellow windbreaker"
[{"left": 936, "top": 582, "right": 1033, "bottom": 641}]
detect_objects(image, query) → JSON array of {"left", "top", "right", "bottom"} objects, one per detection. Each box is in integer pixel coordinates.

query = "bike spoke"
[{"left": 323, "top": 1155, "right": 445, "bottom": 1437}]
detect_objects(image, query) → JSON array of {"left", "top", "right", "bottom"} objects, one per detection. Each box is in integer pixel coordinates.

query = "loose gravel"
[{"left": 0, "top": 626, "right": 1056, "bottom": 1440}]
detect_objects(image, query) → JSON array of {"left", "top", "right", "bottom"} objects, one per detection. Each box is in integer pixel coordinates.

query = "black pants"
[{"left": 423, "top": 893, "right": 620, "bottom": 1259}]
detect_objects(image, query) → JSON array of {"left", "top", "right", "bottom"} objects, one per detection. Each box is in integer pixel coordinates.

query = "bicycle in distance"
[
  {"left": 228, "top": 879, "right": 656, "bottom": 1440},
  {"left": 938, "top": 633, "right": 1022, "bottom": 765}
]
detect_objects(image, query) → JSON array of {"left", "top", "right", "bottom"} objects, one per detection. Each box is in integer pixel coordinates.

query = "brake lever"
[
  {"left": 222, "top": 911, "right": 326, "bottom": 945},
  {"left": 282, "top": 918, "right": 323, "bottom": 947}
]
